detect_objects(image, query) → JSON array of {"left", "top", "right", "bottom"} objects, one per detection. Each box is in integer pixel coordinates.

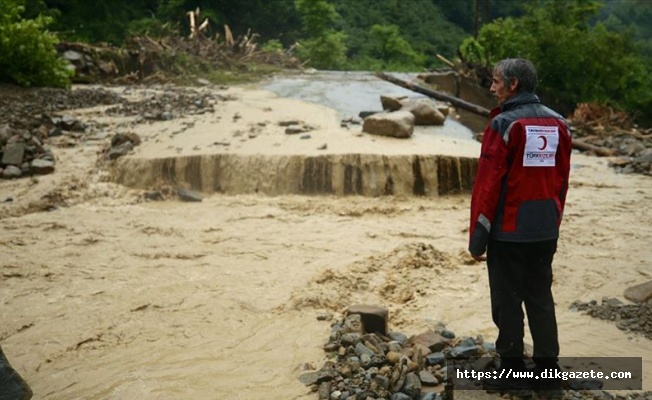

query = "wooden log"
[
  {"left": 571, "top": 138, "right": 616, "bottom": 157},
  {"left": 375, "top": 72, "right": 491, "bottom": 118}
]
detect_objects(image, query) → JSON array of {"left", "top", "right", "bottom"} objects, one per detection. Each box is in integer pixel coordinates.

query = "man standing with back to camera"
[{"left": 468, "top": 58, "right": 572, "bottom": 397}]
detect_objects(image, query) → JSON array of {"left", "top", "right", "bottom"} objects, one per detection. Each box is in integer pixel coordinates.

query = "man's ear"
[{"left": 509, "top": 78, "right": 519, "bottom": 93}]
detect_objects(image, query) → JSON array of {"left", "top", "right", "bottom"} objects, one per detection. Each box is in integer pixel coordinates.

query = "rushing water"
[{"left": 260, "top": 70, "right": 476, "bottom": 141}]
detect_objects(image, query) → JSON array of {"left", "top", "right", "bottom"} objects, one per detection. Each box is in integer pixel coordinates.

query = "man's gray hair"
[{"left": 494, "top": 58, "right": 538, "bottom": 93}]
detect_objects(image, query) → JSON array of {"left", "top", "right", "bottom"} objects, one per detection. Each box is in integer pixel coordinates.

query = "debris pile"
[
  {"left": 58, "top": 22, "right": 302, "bottom": 84},
  {"left": 0, "top": 86, "right": 124, "bottom": 179},
  {"left": 571, "top": 297, "right": 652, "bottom": 340},
  {"left": 299, "top": 305, "right": 493, "bottom": 400},
  {"left": 568, "top": 103, "right": 652, "bottom": 175},
  {"left": 0, "top": 82, "right": 230, "bottom": 177},
  {"left": 302, "top": 304, "right": 652, "bottom": 400}
]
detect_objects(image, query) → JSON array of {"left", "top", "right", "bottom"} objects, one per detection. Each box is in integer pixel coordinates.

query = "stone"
[
  {"left": 354, "top": 343, "right": 375, "bottom": 358},
  {"left": 347, "top": 305, "right": 388, "bottom": 335},
  {"left": 2, "top": 165, "right": 21, "bottom": 179},
  {"left": 390, "top": 393, "right": 412, "bottom": 400},
  {"left": 425, "top": 352, "right": 445, "bottom": 366},
  {"left": 178, "top": 188, "right": 203, "bottom": 202},
  {"left": 108, "top": 141, "right": 133, "bottom": 160},
  {"left": 388, "top": 332, "right": 408, "bottom": 345},
  {"left": 439, "top": 329, "right": 455, "bottom": 339},
  {"left": 402, "top": 372, "right": 422, "bottom": 398},
  {"left": 386, "top": 351, "right": 401, "bottom": 365},
  {"left": 400, "top": 99, "right": 446, "bottom": 126},
  {"left": 624, "top": 280, "right": 652, "bottom": 304},
  {"left": 318, "top": 381, "right": 331, "bottom": 400},
  {"left": 449, "top": 345, "right": 478, "bottom": 359},
  {"left": 362, "top": 111, "right": 414, "bottom": 138},
  {"left": 298, "top": 371, "right": 320, "bottom": 386},
  {"left": 380, "top": 95, "right": 405, "bottom": 111},
  {"left": 2, "top": 142, "right": 25, "bottom": 165},
  {"left": 408, "top": 331, "right": 451, "bottom": 353},
  {"left": 30, "top": 159, "right": 55, "bottom": 175},
  {"left": 419, "top": 370, "right": 438, "bottom": 386},
  {"left": 340, "top": 333, "right": 362, "bottom": 346}
]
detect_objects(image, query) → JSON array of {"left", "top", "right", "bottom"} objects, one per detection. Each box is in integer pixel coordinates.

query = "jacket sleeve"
[{"left": 468, "top": 120, "right": 511, "bottom": 255}]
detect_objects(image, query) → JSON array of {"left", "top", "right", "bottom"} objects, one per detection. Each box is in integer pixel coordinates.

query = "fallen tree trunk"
[
  {"left": 571, "top": 138, "right": 616, "bottom": 157},
  {"left": 375, "top": 72, "right": 491, "bottom": 118}
]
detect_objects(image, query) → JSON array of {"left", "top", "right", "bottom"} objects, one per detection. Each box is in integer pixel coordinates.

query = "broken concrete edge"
[{"left": 111, "top": 153, "right": 478, "bottom": 197}]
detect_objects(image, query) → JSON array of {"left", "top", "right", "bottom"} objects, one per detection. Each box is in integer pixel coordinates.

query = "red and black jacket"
[{"left": 469, "top": 92, "right": 572, "bottom": 256}]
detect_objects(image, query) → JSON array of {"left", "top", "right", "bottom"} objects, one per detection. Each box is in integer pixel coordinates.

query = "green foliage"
[
  {"left": 39, "top": 0, "right": 159, "bottom": 45},
  {"left": 332, "top": 0, "right": 467, "bottom": 69},
  {"left": 295, "top": 31, "right": 347, "bottom": 70},
  {"left": 459, "top": 37, "right": 488, "bottom": 65},
  {"left": 0, "top": 0, "right": 72, "bottom": 87},
  {"left": 472, "top": 0, "right": 652, "bottom": 121},
  {"left": 127, "top": 17, "right": 179, "bottom": 39},
  {"left": 295, "top": 0, "right": 339, "bottom": 37},
  {"left": 293, "top": 0, "right": 347, "bottom": 69},
  {"left": 261, "top": 39, "right": 284, "bottom": 53},
  {"left": 367, "top": 24, "right": 424, "bottom": 68}
]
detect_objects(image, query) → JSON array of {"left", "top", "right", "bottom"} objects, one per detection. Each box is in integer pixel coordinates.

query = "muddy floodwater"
[{"left": 1, "top": 73, "right": 651, "bottom": 400}]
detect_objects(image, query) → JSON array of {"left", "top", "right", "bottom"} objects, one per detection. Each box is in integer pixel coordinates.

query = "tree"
[
  {"left": 294, "top": 0, "right": 348, "bottom": 69},
  {"left": 471, "top": 0, "right": 652, "bottom": 122},
  {"left": 0, "top": 0, "right": 72, "bottom": 87},
  {"left": 368, "top": 24, "right": 424, "bottom": 68}
]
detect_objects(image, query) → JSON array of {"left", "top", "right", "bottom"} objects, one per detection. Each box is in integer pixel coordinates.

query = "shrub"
[{"left": 0, "top": 0, "right": 72, "bottom": 88}]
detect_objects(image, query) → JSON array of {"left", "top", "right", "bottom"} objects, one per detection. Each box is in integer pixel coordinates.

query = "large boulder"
[
  {"left": 624, "top": 280, "right": 652, "bottom": 304},
  {"left": 400, "top": 99, "right": 446, "bottom": 126},
  {"left": 362, "top": 111, "right": 415, "bottom": 138}
]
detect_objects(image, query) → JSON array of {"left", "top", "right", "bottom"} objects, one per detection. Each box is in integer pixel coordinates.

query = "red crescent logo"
[{"left": 538, "top": 135, "right": 548, "bottom": 150}]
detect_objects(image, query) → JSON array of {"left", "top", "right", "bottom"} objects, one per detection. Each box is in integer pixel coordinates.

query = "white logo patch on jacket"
[{"left": 523, "top": 125, "right": 559, "bottom": 167}]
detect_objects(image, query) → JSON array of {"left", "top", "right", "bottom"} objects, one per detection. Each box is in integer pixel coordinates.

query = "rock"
[
  {"left": 30, "top": 159, "right": 55, "bottom": 175},
  {"left": 449, "top": 345, "right": 478, "bottom": 359},
  {"left": 380, "top": 95, "right": 406, "bottom": 111},
  {"left": 354, "top": 342, "right": 375, "bottom": 358},
  {"left": 286, "top": 127, "right": 306, "bottom": 135},
  {"left": 419, "top": 370, "right": 438, "bottom": 386},
  {"left": 425, "top": 352, "right": 445, "bottom": 366},
  {"left": 144, "top": 191, "right": 164, "bottom": 201},
  {"left": 177, "top": 188, "right": 203, "bottom": 202},
  {"left": 298, "top": 371, "right": 320, "bottom": 386},
  {"left": 402, "top": 372, "right": 422, "bottom": 398},
  {"left": 400, "top": 99, "right": 446, "bottom": 126},
  {"left": 2, "top": 165, "right": 22, "bottom": 179},
  {"left": 388, "top": 332, "right": 409, "bottom": 345},
  {"left": 390, "top": 393, "right": 412, "bottom": 400},
  {"left": 318, "top": 381, "right": 331, "bottom": 400},
  {"left": 408, "top": 331, "right": 451, "bottom": 353},
  {"left": 2, "top": 142, "right": 25, "bottom": 165},
  {"left": 279, "top": 120, "right": 301, "bottom": 127},
  {"left": 362, "top": 111, "right": 414, "bottom": 139},
  {"left": 108, "top": 141, "right": 133, "bottom": 160},
  {"left": 358, "top": 111, "right": 381, "bottom": 119},
  {"left": 439, "top": 329, "right": 455, "bottom": 339},
  {"left": 624, "top": 280, "right": 652, "bottom": 304}
]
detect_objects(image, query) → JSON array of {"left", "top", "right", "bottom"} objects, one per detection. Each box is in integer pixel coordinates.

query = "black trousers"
[{"left": 487, "top": 239, "right": 559, "bottom": 368}]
